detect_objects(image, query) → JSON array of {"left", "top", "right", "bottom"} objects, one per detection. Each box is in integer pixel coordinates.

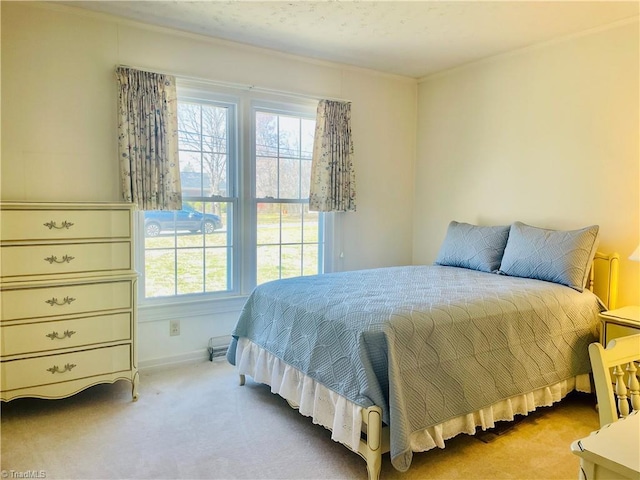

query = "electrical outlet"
[{"left": 169, "top": 320, "right": 180, "bottom": 336}]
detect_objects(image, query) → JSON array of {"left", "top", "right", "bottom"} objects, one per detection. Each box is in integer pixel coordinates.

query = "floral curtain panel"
[
  {"left": 116, "top": 67, "right": 182, "bottom": 210},
  {"left": 309, "top": 100, "right": 356, "bottom": 212}
]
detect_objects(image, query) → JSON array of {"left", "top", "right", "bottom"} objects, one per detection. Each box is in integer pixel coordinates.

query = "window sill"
[{"left": 138, "top": 295, "right": 248, "bottom": 323}]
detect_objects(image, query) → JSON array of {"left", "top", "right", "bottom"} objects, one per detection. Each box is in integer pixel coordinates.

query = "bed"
[{"left": 226, "top": 221, "right": 619, "bottom": 479}]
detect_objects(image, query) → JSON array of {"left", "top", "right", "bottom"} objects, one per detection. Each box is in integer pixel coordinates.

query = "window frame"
[
  {"left": 135, "top": 83, "right": 333, "bottom": 312},
  {"left": 249, "top": 99, "right": 325, "bottom": 287}
]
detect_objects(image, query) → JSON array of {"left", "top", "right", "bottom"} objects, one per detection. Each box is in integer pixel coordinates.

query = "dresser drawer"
[
  {"left": 1, "top": 345, "right": 131, "bottom": 391},
  {"left": 1, "top": 280, "right": 132, "bottom": 322},
  {"left": 1, "top": 208, "right": 131, "bottom": 242},
  {"left": 1, "top": 313, "right": 131, "bottom": 357},
  {"left": 1, "top": 242, "right": 132, "bottom": 279}
]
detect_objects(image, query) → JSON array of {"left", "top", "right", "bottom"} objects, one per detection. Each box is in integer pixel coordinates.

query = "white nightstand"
[
  {"left": 571, "top": 411, "right": 640, "bottom": 480},
  {"left": 599, "top": 306, "right": 640, "bottom": 346}
]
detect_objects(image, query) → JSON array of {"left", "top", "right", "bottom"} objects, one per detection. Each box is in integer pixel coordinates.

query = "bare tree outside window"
[{"left": 178, "top": 102, "right": 229, "bottom": 204}]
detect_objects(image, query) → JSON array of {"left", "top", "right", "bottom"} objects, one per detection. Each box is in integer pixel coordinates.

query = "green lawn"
[{"left": 144, "top": 213, "right": 320, "bottom": 298}]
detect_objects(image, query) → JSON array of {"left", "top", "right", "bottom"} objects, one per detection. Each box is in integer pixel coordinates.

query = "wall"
[
  {"left": 1, "top": 2, "right": 417, "bottom": 367},
  {"left": 414, "top": 19, "right": 640, "bottom": 307}
]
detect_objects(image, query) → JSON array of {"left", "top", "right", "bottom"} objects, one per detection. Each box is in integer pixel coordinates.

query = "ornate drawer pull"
[
  {"left": 44, "top": 255, "right": 75, "bottom": 264},
  {"left": 47, "top": 363, "right": 76, "bottom": 374},
  {"left": 45, "top": 296, "right": 76, "bottom": 306},
  {"left": 43, "top": 220, "right": 74, "bottom": 230},
  {"left": 46, "top": 330, "right": 76, "bottom": 340}
]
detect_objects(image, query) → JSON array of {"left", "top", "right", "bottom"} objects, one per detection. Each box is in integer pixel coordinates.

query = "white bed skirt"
[{"left": 235, "top": 337, "right": 592, "bottom": 455}]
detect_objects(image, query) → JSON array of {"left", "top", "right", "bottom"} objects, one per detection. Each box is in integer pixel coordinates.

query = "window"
[
  {"left": 254, "top": 107, "right": 323, "bottom": 285},
  {"left": 142, "top": 99, "right": 235, "bottom": 298},
  {"left": 139, "top": 87, "right": 325, "bottom": 302}
]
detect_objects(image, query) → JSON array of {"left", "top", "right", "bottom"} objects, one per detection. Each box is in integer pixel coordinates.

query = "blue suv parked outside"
[{"left": 144, "top": 204, "right": 223, "bottom": 237}]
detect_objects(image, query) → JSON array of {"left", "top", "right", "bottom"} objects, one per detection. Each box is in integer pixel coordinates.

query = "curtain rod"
[{"left": 117, "top": 65, "right": 351, "bottom": 104}]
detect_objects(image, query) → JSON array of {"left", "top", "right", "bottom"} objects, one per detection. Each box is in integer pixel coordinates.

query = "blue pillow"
[
  {"left": 435, "top": 221, "right": 510, "bottom": 273},
  {"left": 498, "top": 222, "right": 599, "bottom": 291}
]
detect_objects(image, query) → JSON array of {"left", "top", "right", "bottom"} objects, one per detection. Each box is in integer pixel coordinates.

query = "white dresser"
[{"left": 0, "top": 202, "right": 138, "bottom": 401}]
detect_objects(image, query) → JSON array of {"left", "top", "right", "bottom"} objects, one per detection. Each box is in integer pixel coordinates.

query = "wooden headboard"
[{"left": 588, "top": 252, "right": 620, "bottom": 310}]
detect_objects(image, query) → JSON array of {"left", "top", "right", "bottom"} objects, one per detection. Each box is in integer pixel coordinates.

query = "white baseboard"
[{"left": 139, "top": 349, "right": 212, "bottom": 372}]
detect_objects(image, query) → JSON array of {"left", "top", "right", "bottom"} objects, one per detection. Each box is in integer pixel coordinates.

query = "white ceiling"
[{"left": 66, "top": 1, "right": 639, "bottom": 78}]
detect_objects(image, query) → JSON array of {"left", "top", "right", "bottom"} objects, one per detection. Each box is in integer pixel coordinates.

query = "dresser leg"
[{"left": 132, "top": 371, "right": 140, "bottom": 401}]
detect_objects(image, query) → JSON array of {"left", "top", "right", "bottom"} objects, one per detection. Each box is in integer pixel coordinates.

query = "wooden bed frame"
[
  {"left": 239, "top": 252, "right": 620, "bottom": 480},
  {"left": 588, "top": 251, "right": 619, "bottom": 311}
]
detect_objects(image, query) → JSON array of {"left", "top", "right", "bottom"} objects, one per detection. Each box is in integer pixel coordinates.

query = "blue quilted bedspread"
[{"left": 227, "top": 265, "right": 602, "bottom": 471}]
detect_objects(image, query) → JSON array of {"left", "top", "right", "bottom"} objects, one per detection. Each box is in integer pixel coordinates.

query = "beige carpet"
[{"left": 1, "top": 359, "right": 599, "bottom": 480}]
